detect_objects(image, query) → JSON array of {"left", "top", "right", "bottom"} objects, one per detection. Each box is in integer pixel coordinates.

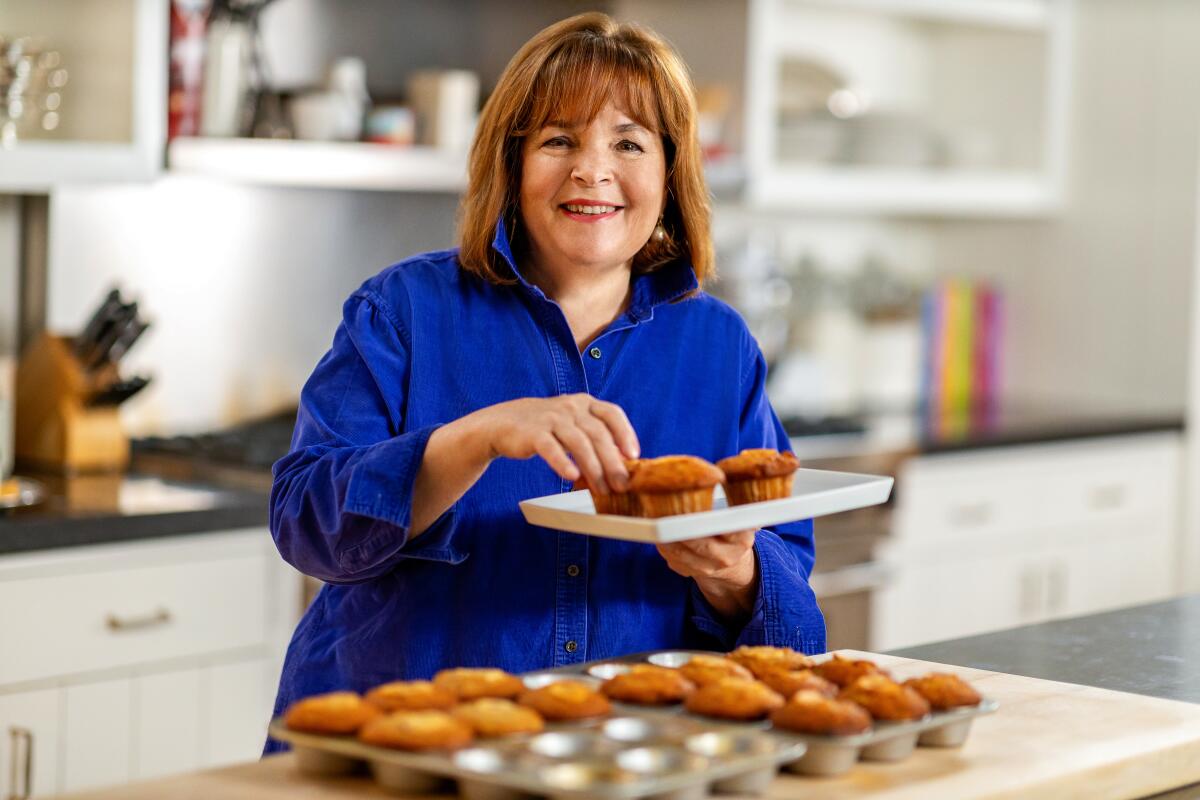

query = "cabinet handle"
[
  {"left": 105, "top": 607, "right": 172, "bottom": 632},
  {"left": 8, "top": 726, "right": 32, "bottom": 800}
]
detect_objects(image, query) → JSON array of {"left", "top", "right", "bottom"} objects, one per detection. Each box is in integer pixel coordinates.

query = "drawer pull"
[
  {"left": 8, "top": 726, "right": 33, "bottom": 800},
  {"left": 105, "top": 607, "right": 172, "bottom": 632}
]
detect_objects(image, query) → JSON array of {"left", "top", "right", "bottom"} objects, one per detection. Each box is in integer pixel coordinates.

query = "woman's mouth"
[{"left": 560, "top": 203, "right": 623, "bottom": 222}]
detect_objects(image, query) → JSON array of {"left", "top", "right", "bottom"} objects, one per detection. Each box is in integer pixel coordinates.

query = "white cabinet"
[
  {"left": 0, "top": 0, "right": 167, "bottom": 189},
  {"left": 874, "top": 432, "right": 1183, "bottom": 650},
  {"left": 0, "top": 529, "right": 302, "bottom": 795},
  {"left": 61, "top": 678, "right": 133, "bottom": 794},
  {"left": 0, "top": 688, "right": 59, "bottom": 800}
]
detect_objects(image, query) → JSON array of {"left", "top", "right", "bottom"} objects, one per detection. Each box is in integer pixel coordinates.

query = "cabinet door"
[
  {"left": 61, "top": 678, "right": 132, "bottom": 793},
  {"left": 1048, "top": 531, "right": 1174, "bottom": 619},
  {"left": 134, "top": 668, "right": 201, "bottom": 781},
  {"left": 203, "top": 658, "right": 272, "bottom": 768},
  {"left": 0, "top": 688, "right": 60, "bottom": 799},
  {"left": 872, "top": 552, "right": 1041, "bottom": 651}
]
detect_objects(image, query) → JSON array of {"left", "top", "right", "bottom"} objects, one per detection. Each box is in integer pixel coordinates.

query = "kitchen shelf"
[
  {"left": 167, "top": 137, "right": 469, "bottom": 192},
  {"left": 750, "top": 167, "right": 1058, "bottom": 217},
  {"left": 790, "top": 0, "right": 1049, "bottom": 31}
]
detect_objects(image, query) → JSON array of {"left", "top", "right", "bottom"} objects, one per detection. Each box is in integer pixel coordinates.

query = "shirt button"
[
  {"left": 565, "top": 640, "right": 579, "bottom": 653},
  {"left": 588, "top": 346, "right": 602, "bottom": 359},
  {"left": 566, "top": 564, "right": 581, "bottom": 577}
]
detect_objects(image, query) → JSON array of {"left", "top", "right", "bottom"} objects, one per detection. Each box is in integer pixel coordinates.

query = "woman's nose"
[{"left": 570, "top": 148, "right": 615, "bottom": 186}]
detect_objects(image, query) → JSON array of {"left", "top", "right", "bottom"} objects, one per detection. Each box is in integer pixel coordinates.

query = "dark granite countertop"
[
  {"left": 890, "top": 595, "right": 1200, "bottom": 704},
  {"left": 0, "top": 470, "right": 268, "bottom": 556}
]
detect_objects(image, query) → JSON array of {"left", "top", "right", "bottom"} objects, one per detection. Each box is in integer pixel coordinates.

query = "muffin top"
[
  {"left": 433, "top": 667, "right": 524, "bottom": 701},
  {"left": 728, "top": 645, "right": 812, "bottom": 678},
  {"left": 770, "top": 690, "right": 872, "bottom": 736},
  {"left": 903, "top": 673, "right": 982, "bottom": 710},
  {"left": 284, "top": 691, "right": 382, "bottom": 735},
  {"left": 628, "top": 456, "right": 725, "bottom": 493},
  {"left": 358, "top": 710, "right": 474, "bottom": 750},
  {"left": 716, "top": 449, "right": 800, "bottom": 480},
  {"left": 683, "top": 676, "right": 784, "bottom": 720},
  {"left": 365, "top": 680, "right": 458, "bottom": 712},
  {"left": 840, "top": 674, "right": 931, "bottom": 721},
  {"left": 601, "top": 664, "right": 696, "bottom": 705}
]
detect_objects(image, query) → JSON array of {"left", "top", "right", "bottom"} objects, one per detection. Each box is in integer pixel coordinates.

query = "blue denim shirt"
[{"left": 264, "top": 220, "right": 825, "bottom": 752}]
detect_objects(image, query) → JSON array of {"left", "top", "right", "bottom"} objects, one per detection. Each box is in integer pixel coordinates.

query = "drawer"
[{"left": 0, "top": 553, "right": 269, "bottom": 686}]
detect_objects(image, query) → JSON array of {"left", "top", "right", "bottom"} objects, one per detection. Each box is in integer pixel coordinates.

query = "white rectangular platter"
[{"left": 519, "top": 468, "right": 894, "bottom": 543}]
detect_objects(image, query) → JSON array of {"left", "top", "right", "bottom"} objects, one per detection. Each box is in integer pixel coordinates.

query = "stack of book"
[{"left": 920, "top": 279, "right": 1004, "bottom": 436}]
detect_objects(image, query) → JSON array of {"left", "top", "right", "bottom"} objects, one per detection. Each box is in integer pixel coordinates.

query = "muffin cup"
[
  {"left": 636, "top": 488, "right": 715, "bottom": 518},
  {"left": 591, "top": 490, "right": 640, "bottom": 517},
  {"left": 723, "top": 475, "right": 794, "bottom": 506}
]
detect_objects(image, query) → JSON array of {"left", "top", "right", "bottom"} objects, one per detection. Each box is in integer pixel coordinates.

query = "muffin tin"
[
  {"left": 272, "top": 651, "right": 996, "bottom": 795},
  {"left": 270, "top": 671, "right": 805, "bottom": 799},
  {"left": 582, "top": 651, "right": 998, "bottom": 778}
]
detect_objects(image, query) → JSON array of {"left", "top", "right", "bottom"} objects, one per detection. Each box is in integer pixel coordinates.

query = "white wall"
[
  {"left": 927, "top": 0, "right": 1200, "bottom": 412},
  {"left": 46, "top": 179, "right": 459, "bottom": 435}
]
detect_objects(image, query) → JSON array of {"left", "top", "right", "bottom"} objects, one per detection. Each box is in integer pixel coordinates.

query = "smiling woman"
[{"left": 264, "top": 12, "right": 824, "bottom": 756}]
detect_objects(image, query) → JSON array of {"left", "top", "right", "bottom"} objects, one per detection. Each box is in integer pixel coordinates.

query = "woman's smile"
[{"left": 559, "top": 199, "right": 624, "bottom": 222}]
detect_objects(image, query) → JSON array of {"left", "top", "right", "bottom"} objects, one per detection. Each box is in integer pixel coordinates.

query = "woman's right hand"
[{"left": 469, "top": 394, "right": 641, "bottom": 493}]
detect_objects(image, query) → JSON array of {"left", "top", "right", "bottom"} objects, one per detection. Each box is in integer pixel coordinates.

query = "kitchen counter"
[
  {"left": 891, "top": 594, "right": 1200, "bottom": 705},
  {"left": 52, "top": 596, "right": 1200, "bottom": 800},
  {"left": 0, "top": 470, "right": 268, "bottom": 556}
]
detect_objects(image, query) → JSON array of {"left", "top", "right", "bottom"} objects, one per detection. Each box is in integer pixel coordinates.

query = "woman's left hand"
[{"left": 657, "top": 530, "right": 759, "bottom": 622}]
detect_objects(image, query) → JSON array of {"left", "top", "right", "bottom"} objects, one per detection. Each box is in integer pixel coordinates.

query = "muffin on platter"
[
  {"left": 716, "top": 448, "right": 800, "bottom": 506},
  {"left": 573, "top": 458, "right": 642, "bottom": 516},
  {"left": 677, "top": 654, "right": 754, "bottom": 686},
  {"left": 284, "top": 691, "right": 382, "bottom": 735},
  {"left": 728, "top": 645, "right": 812, "bottom": 679},
  {"left": 627, "top": 455, "right": 725, "bottom": 518},
  {"left": 758, "top": 668, "right": 838, "bottom": 699},
  {"left": 811, "top": 654, "right": 889, "bottom": 688}
]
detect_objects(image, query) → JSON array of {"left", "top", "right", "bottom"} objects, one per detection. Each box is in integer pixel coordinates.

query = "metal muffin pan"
[
  {"left": 268, "top": 710, "right": 805, "bottom": 800},
  {"left": 574, "top": 650, "right": 999, "bottom": 778}
]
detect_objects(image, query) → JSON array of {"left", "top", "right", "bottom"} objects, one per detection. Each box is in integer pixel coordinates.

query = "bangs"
[{"left": 515, "top": 34, "right": 664, "bottom": 137}]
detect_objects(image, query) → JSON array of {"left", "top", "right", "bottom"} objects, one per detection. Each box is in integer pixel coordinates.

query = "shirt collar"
[{"left": 489, "top": 215, "right": 699, "bottom": 320}]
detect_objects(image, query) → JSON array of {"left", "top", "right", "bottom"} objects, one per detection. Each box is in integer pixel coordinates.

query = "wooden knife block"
[{"left": 15, "top": 333, "right": 129, "bottom": 473}]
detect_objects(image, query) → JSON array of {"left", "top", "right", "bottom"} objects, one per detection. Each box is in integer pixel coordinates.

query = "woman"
[{"left": 265, "top": 12, "right": 824, "bottom": 750}]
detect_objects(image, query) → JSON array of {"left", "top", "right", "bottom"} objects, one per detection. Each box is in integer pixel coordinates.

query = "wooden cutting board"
[{"left": 55, "top": 651, "right": 1200, "bottom": 800}]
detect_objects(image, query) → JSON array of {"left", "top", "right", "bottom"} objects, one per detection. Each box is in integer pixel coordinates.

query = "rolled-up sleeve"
[
  {"left": 269, "top": 289, "right": 462, "bottom": 584},
  {"left": 686, "top": 341, "right": 827, "bottom": 654}
]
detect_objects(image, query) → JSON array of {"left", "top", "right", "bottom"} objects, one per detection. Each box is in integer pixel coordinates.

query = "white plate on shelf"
[{"left": 519, "top": 468, "right": 894, "bottom": 543}]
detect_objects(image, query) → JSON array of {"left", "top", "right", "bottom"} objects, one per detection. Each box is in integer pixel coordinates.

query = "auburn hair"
[{"left": 456, "top": 12, "right": 713, "bottom": 287}]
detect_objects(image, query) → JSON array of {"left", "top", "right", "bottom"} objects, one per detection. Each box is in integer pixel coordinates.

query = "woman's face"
[{"left": 520, "top": 101, "right": 666, "bottom": 277}]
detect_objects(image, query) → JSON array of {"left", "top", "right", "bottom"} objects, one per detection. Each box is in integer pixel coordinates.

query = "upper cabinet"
[
  {"left": 0, "top": 0, "right": 167, "bottom": 191},
  {"left": 742, "top": 0, "right": 1072, "bottom": 216}
]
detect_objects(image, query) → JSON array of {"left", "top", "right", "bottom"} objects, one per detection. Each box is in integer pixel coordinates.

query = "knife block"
[{"left": 15, "top": 333, "right": 129, "bottom": 472}]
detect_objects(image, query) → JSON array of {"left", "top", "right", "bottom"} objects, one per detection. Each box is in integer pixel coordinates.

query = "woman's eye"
[
  {"left": 617, "top": 139, "right": 644, "bottom": 153},
  {"left": 542, "top": 136, "right": 571, "bottom": 148}
]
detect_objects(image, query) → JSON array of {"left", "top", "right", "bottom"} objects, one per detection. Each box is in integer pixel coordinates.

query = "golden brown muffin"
[
  {"left": 683, "top": 677, "right": 784, "bottom": 721},
  {"left": 518, "top": 680, "right": 612, "bottom": 721},
  {"left": 678, "top": 654, "right": 754, "bottom": 686},
  {"left": 770, "top": 690, "right": 873, "bottom": 736},
  {"left": 358, "top": 710, "right": 474, "bottom": 750},
  {"left": 450, "top": 698, "right": 545, "bottom": 738},
  {"left": 758, "top": 667, "right": 838, "bottom": 699},
  {"left": 717, "top": 449, "right": 800, "bottom": 505},
  {"left": 903, "top": 673, "right": 982, "bottom": 711},
  {"left": 840, "top": 674, "right": 931, "bottom": 721},
  {"left": 600, "top": 665, "right": 696, "bottom": 705},
  {"left": 728, "top": 645, "right": 812, "bottom": 678},
  {"left": 284, "top": 691, "right": 383, "bottom": 735},
  {"left": 574, "top": 459, "right": 642, "bottom": 516},
  {"left": 432, "top": 668, "right": 524, "bottom": 701},
  {"left": 627, "top": 455, "right": 725, "bottom": 518},
  {"left": 811, "top": 655, "right": 888, "bottom": 688},
  {"left": 365, "top": 680, "right": 458, "bottom": 712}
]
